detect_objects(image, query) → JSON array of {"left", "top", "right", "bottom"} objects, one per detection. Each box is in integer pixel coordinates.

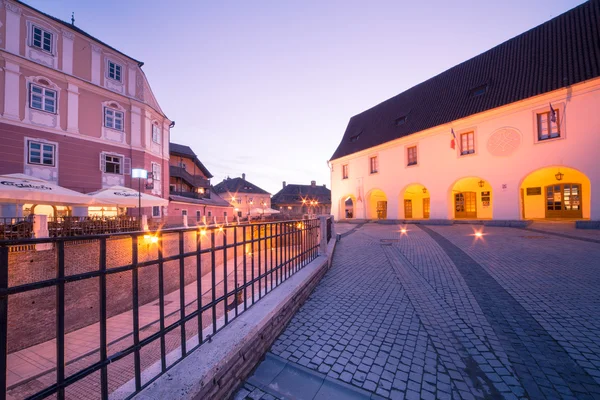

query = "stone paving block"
[
  {"left": 362, "top": 380, "right": 377, "bottom": 392},
  {"left": 235, "top": 224, "right": 600, "bottom": 400},
  {"left": 339, "top": 371, "right": 353, "bottom": 383}
]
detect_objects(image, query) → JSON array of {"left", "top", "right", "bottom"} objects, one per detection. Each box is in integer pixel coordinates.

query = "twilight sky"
[{"left": 27, "top": 0, "right": 585, "bottom": 195}]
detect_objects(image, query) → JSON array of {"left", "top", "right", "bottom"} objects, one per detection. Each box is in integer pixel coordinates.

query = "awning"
[
  {"left": 249, "top": 208, "right": 281, "bottom": 216},
  {"left": 87, "top": 185, "right": 169, "bottom": 207},
  {"left": 0, "top": 173, "right": 97, "bottom": 205}
]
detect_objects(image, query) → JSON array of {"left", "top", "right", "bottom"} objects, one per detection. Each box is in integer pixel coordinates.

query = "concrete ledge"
[
  {"left": 419, "top": 219, "right": 454, "bottom": 226},
  {"left": 337, "top": 219, "right": 369, "bottom": 224},
  {"left": 482, "top": 220, "right": 532, "bottom": 227},
  {"left": 576, "top": 221, "right": 600, "bottom": 229},
  {"left": 135, "top": 239, "right": 337, "bottom": 400}
]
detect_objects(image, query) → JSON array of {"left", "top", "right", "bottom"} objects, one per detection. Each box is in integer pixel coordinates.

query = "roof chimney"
[
  {"left": 242, "top": 173, "right": 246, "bottom": 180},
  {"left": 311, "top": 180, "right": 316, "bottom": 187},
  {"left": 283, "top": 181, "right": 286, "bottom": 188},
  {"left": 323, "top": 184, "right": 326, "bottom": 187}
]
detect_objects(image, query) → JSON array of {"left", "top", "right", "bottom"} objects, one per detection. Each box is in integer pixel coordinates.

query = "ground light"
[
  {"left": 143, "top": 234, "right": 159, "bottom": 244},
  {"left": 470, "top": 228, "right": 486, "bottom": 240}
]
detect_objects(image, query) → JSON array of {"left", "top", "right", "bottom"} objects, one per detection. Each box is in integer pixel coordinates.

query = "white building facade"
[{"left": 329, "top": 1, "right": 600, "bottom": 224}]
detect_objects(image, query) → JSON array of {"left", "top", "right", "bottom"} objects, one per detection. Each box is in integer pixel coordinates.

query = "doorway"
[
  {"left": 404, "top": 200, "right": 412, "bottom": 219},
  {"left": 376, "top": 201, "right": 387, "bottom": 219},
  {"left": 423, "top": 198, "right": 430, "bottom": 219},
  {"left": 545, "top": 183, "right": 583, "bottom": 218},
  {"left": 455, "top": 192, "right": 476, "bottom": 218}
]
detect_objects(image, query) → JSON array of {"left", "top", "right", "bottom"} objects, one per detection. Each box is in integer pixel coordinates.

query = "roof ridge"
[{"left": 330, "top": 0, "right": 599, "bottom": 161}]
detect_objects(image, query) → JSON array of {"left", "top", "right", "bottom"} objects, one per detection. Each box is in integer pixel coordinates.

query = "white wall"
[{"left": 331, "top": 80, "right": 600, "bottom": 221}]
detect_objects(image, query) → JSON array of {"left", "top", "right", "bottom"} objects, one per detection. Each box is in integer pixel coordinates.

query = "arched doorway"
[
  {"left": 340, "top": 195, "right": 356, "bottom": 219},
  {"left": 400, "top": 184, "right": 430, "bottom": 219},
  {"left": 366, "top": 189, "right": 388, "bottom": 219},
  {"left": 450, "top": 177, "right": 492, "bottom": 219},
  {"left": 520, "top": 166, "right": 590, "bottom": 219}
]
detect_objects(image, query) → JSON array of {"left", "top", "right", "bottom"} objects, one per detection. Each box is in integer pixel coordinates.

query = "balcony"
[
  {"left": 169, "top": 165, "right": 211, "bottom": 189},
  {"left": 169, "top": 190, "right": 211, "bottom": 200}
]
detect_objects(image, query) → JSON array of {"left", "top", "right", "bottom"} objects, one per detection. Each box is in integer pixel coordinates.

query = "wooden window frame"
[
  {"left": 460, "top": 131, "right": 475, "bottom": 155},
  {"left": 369, "top": 156, "right": 378, "bottom": 174},
  {"left": 406, "top": 146, "right": 418, "bottom": 167},
  {"left": 342, "top": 164, "right": 349, "bottom": 179},
  {"left": 537, "top": 110, "right": 560, "bottom": 141}
]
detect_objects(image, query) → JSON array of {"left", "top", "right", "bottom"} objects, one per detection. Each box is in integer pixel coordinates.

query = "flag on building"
[
  {"left": 549, "top": 103, "right": 557, "bottom": 123},
  {"left": 450, "top": 128, "right": 456, "bottom": 149}
]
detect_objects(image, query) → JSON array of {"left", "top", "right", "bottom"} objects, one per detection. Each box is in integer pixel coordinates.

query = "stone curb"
[{"left": 134, "top": 239, "right": 337, "bottom": 400}]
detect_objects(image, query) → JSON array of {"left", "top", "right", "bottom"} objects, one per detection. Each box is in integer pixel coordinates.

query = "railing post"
[
  {"left": 0, "top": 246, "right": 8, "bottom": 399},
  {"left": 319, "top": 216, "right": 327, "bottom": 255},
  {"left": 141, "top": 215, "right": 149, "bottom": 231},
  {"left": 33, "top": 214, "right": 52, "bottom": 251}
]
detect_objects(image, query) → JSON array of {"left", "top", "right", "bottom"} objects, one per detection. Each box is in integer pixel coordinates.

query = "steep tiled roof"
[
  {"left": 169, "top": 143, "right": 213, "bottom": 179},
  {"left": 169, "top": 189, "right": 231, "bottom": 207},
  {"left": 330, "top": 1, "right": 600, "bottom": 161},
  {"left": 213, "top": 177, "right": 270, "bottom": 195},
  {"left": 272, "top": 184, "right": 331, "bottom": 205}
]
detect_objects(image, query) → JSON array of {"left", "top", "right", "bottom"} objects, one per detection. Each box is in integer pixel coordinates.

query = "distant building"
[
  {"left": 0, "top": 1, "right": 171, "bottom": 219},
  {"left": 213, "top": 174, "right": 271, "bottom": 219},
  {"left": 329, "top": 1, "right": 600, "bottom": 223},
  {"left": 166, "top": 143, "right": 232, "bottom": 223},
  {"left": 271, "top": 181, "right": 331, "bottom": 217}
]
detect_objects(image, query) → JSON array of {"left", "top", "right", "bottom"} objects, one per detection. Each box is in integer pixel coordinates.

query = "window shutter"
[
  {"left": 100, "top": 153, "right": 106, "bottom": 172},
  {"left": 124, "top": 157, "right": 132, "bottom": 175}
]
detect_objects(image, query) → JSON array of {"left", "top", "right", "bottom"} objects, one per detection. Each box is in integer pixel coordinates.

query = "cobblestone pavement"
[{"left": 237, "top": 222, "right": 600, "bottom": 399}]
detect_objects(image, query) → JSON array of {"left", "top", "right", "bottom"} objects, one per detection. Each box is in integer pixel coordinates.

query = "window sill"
[
  {"left": 30, "top": 46, "right": 54, "bottom": 56},
  {"left": 406, "top": 163, "right": 418, "bottom": 168},
  {"left": 535, "top": 135, "right": 563, "bottom": 144},
  {"left": 369, "top": 171, "right": 379, "bottom": 175},
  {"left": 106, "top": 76, "right": 123, "bottom": 84},
  {"left": 27, "top": 162, "right": 56, "bottom": 168},
  {"left": 342, "top": 177, "right": 349, "bottom": 180},
  {"left": 29, "top": 107, "right": 56, "bottom": 115},
  {"left": 104, "top": 126, "right": 124, "bottom": 132},
  {"left": 459, "top": 152, "right": 476, "bottom": 158}
]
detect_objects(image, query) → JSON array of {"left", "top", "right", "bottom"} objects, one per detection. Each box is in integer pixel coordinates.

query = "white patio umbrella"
[
  {"left": 249, "top": 207, "right": 281, "bottom": 215},
  {"left": 87, "top": 185, "right": 168, "bottom": 208},
  {"left": 0, "top": 173, "right": 97, "bottom": 205}
]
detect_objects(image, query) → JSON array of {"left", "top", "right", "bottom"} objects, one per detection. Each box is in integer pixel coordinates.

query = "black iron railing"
[
  {"left": 326, "top": 217, "right": 332, "bottom": 242},
  {"left": 0, "top": 218, "right": 321, "bottom": 399}
]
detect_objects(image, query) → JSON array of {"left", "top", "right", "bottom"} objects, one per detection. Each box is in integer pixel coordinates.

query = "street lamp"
[{"left": 132, "top": 168, "right": 147, "bottom": 229}]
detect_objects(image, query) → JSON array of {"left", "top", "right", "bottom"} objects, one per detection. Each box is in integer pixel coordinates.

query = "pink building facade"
[
  {"left": 165, "top": 143, "right": 233, "bottom": 225},
  {"left": 0, "top": 0, "right": 171, "bottom": 218}
]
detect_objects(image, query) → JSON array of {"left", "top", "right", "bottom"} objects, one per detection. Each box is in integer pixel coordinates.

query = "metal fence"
[
  {"left": 0, "top": 217, "right": 33, "bottom": 240},
  {"left": 0, "top": 218, "right": 326, "bottom": 400},
  {"left": 49, "top": 216, "right": 140, "bottom": 237}
]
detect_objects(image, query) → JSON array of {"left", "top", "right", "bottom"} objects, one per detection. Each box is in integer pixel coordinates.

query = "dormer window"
[
  {"left": 349, "top": 132, "right": 362, "bottom": 142},
  {"left": 395, "top": 116, "right": 407, "bottom": 126},
  {"left": 31, "top": 25, "right": 53, "bottom": 53},
  {"left": 107, "top": 60, "right": 122, "bottom": 82},
  {"left": 469, "top": 84, "right": 488, "bottom": 97}
]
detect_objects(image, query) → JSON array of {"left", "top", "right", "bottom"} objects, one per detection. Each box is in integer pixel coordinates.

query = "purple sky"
[{"left": 26, "top": 0, "right": 585, "bottom": 195}]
